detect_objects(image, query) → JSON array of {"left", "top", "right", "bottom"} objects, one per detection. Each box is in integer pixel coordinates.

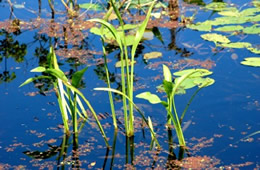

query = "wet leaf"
[
  {"left": 239, "top": 8, "right": 260, "bottom": 17},
  {"left": 215, "top": 25, "right": 243, "bottom": 32},
  {"left": 241, "top": 57, "right": 260, "bottom": 67},
  {"left": 115, "top": 59, "right": 136, "bottom": 67},
  {"left": 144, "top": 52, "right": 162, "bottom": 60},
  {"left": 218, "top": 42, "right": 252, "bottom": 49},
  {"left": 218, "top": 9, "right": 239, "bottom": 17},
  {"left": 79, "top": 3, "right": 103, "bottom": 11},
  {"left": 136, "top": 92, "right": 162, "bottom": 104},
  {"left": 201, "top": 33, "right": 230, "bottom": 43}
]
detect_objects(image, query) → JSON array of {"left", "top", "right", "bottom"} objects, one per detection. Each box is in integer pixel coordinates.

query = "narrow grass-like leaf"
[{"left": 19, "top": 76, "right": 51, "bottom": 87}]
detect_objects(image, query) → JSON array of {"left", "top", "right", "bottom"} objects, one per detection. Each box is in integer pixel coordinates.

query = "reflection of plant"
[
  {"left": 0, "top": 30, "right": 27, "bottom": 84},
  {"left": 20, "top": 47, "right": 109, "bottom": 146},
  {"left": 136, "top": 65, "right": 214, "bottom": 147}
]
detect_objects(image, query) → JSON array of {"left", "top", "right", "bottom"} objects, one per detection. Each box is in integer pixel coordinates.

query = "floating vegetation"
[{"left": 187, "top": 1, "right": 260, "bottom": 54}]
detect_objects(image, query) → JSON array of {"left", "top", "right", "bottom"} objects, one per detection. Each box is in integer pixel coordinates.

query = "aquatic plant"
[
  {"left": 20, "top": 47, "right": 109, "bottom": 147},
  {"left": 89, "top": 0, "right": 157, "bottom": 137},
  {"left": 186, "top": 1, "right": 260, "bottom": 54},
  {"left": 136, "top": 65, "right": 214, "bottom": 147}
]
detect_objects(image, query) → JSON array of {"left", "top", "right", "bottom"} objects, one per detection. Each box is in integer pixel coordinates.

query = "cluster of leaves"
[
  {"left": 186, "top": 1, "right": 260, "bottom": 67},
  {"left": 136, "top": 65, "right": 214, "bottom": 146}
]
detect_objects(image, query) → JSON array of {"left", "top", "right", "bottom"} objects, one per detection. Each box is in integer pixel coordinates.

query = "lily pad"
[
  {"left": 205, "top": 2, "right": 227, "bottom": 11},
  {"left": 201, "top": 33, "right": 230, "bottom": 43},
  {"left": 218, "top": 42, "right": 252, "bottom": 49},
  {"left": 247, "top": 47, "right": 260, "bottom": 54},
  {"left": 243, "top": 25, "right": 260, "bottom": 34},
  {"left": 241, "top": 57, "right": 260, "bottom": 67},
  {"left": 187, "top": 22, "right": 212, "bottom": 32},
  {"left": 144, "top": 52, "right": 162, "bottom": 60},
  {"left": 215, "top": 25, "right": 244, "bottom": 32}
]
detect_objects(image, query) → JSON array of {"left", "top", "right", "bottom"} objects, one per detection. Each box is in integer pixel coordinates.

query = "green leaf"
[
  {"left": 201, "top": 33, "right": 230, "bottom": 43},
  {"left": 198, "top": 77, "right": 215, "bottom": 88},
  {"left": 79, "top": 3, "right": 103, "bottom": 11},
  {"left": 136, "top": 92, "right": 162, "bottom": 104},
  {"left": 243, "top": 25, "right": 260, "bottom": 34},
  {"left": 31, "top": 67, "right": 46, "bottom": 72},
  {"left": 163, "top": 80, "right": 173, "bottom": 97},
  {"left": 173, "top": 69, "right": 213, "bottom": 77},
  {"left": 205, "top": 2, "right": 227, "bottom": 11},
  {"left": 144, "top": 51, "right": 162, "bottom": 60},
  {"left": 131, "top": 0, "right": 156, "bottom": 58},
  {"left": 219, "top": 42, "right": 252, "bottom": 49},
  {"left": 89, "top": 18, "right": 123, "bottom": 50},
  {"left": 215, "top": 25, "right": 244, "bottom": 32},
  {"left": 45, "top": 69, "right": 68, "bottom": 82},
  {"left": 163, "top": 64, "right": 172, "bottom": 82},
  {"left": 239, "top": 8, "right": 260, "bottom": 17},
  {"left": 218, "top": 9, "right": 239, "bottom": 17},
  {"left": 247, "top": 47, "right": 260, "bottom": 54},
  {"left": 241, "top": 57, "right": 260, "bottom": 67},
  {"left": 19, "top": 76, "right": 51, "bottom": 87},
  {"left": 72, "top": 67, "right": 87, "bottom": 88},
  {"left": 175, "top": 77, "right": 204, "bottom": 90},
  {"left": 187, "top": 22, "right": 212, "bottom": 32}
]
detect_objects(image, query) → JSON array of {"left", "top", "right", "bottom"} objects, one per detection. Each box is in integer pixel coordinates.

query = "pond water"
[{"left": 0, "top": 0, "right": 259, "bottom": 169}]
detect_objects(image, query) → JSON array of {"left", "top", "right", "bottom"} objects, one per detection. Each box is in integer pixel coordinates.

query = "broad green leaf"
[
  {"left": 215, "top": 25, "right": 244, "bottom": 32},
  {"left": 19, "top": 76, "right": 51, "bottom": 87},
  {"left": 243, "top": 25, "right": 260, "bottom": 34},
  {"left": 31, "top": 66, "right": 46, "bottom": 72},
  {"left": 46, "top": 68, "right": 68, "bottom": 82},
  {"left": 253, "top": 1, "right": 260, "bottom": 8},
  {"left": 201, "top": 33, "right": 230, "bottom": 43},
  {"left": 144, "top": 52, "right": 162, "bottom": 60},
  {"left": 173, "top": 69, "right": 213, "bottom": 77},
  {"left": 163, "top": 64, "right": 172, "bottom": 82},
  {"left": 115, "top": 59, "right": 136, "bottom": 67},
  {"left": 241, "top": 57, "right": 260, "bottom": 67},
  {"left": 187, "top": 22, "right": 212, "bottom": 32},
  {"left": 247, "top": 47, "right": 260, "bottom": 54},
  {"left": 218, "top": 42, "right": 252, "bottom": 48},
  {"left": 175, "top": 77, "right": 204, "bottom": 90},
  {"left": 79, "top": 3, "right": 103, "bottom": 11},
  {"left": 72, "top": 67, "right": 87, "bottom": 88},
  {"left": 205, "top": 2, "right": 227, "bottom": 11},
  {"left": 136, "top": 92, "right": 161, "bottom": 104}
]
